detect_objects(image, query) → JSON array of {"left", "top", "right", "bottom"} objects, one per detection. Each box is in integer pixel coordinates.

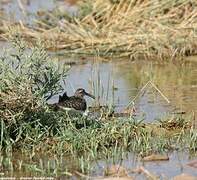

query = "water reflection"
[
  {"left": 0, "top": 0, "right": 77, "bottom": 23},
  {"left": 2, "top": 150, "right": 197, "bottom": 178},
  {"left": 55, "top": 57, "right": 197, "bottom": 122},
  {"left": 92, "top": 151, "right": 197, "bottom": 178},
  {"left": 0, "top": 37, "right": 196, "bottom": 122},
  {"left": 1, "top": 0, "right": 53, "bottom": 22}
]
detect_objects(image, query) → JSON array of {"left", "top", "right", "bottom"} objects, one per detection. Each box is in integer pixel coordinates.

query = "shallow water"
[
  {"left": 0, "top": 0, "right": 52, "bottom": 22},
  {"left": 0, "top": 0, "right": 77, "bottom": 24},
  {"left": 1, "top": 151, "right": 196, "bottom": 179},
  {"left": 93, "top": 151, "right": 197, "bottom": 179},
  {"left": 48, "top": 57, "right": 197, "bottom": 122},
  {"left": 1, "top": 1, "right": 197, "bottom": 122},
  {"left": 0, "top": 0, "right": 197, "bottom": 179}
]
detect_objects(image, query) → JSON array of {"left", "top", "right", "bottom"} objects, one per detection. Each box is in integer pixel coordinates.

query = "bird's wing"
[{"left": 63, "top": 97, "right": 87, "bottom": 111}]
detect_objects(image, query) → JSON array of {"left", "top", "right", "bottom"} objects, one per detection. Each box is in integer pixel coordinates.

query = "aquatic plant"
[
  {"left": 157, "top": 115, "right": 191, "bottom": 130},
  {"left": 0, "top": 36, "right": 196, "bottom": 178}
]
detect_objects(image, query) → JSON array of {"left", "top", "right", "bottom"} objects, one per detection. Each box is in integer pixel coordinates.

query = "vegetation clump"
[
  {"left": 0, "top": 37, "right": 68, "bottom": 145},
  {"left": 2, "top": 0, "right": 197, "bottom": 59},
  {"left": 0, "top": 39, "right": 196, "bottom": 154},
  {"left": 0, "top": 38, "right": 196, "bottom": 177}
]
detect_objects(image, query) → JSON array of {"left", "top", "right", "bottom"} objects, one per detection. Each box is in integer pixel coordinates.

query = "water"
[
  {"left": 1, "top": 151, "right": 196, "bottom": 179},
  {"left": 0, "top": 0, "right": 197, "bottom": 179},
  {"left": 93, "top": 151, "right": 197, "bottom": 179},
  {"left": 1, "top": 0, "right": 53, "bottom": 22},
  {"left": 50, "top": 57, "right": 197, "bottom": 122},
  {"left": 0, "top": 0, "right": 77, "bottom": 24},
  {"left": 2, "top": 1, "right": 196, "bottom": 122}
]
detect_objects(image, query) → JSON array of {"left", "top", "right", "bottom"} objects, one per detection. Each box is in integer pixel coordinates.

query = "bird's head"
[{"left": 74, "top": 88, "right": 95, "bottom": 99}]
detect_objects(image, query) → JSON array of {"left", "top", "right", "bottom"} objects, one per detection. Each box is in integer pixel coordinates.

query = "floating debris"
[{"left": 142, "top": 154, "right": 169, "bottom": 162}]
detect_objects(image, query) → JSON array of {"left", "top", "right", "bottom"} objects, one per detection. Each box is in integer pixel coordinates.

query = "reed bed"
[{"left": 2, "top": 0, "right": 197, "bottom": 59}]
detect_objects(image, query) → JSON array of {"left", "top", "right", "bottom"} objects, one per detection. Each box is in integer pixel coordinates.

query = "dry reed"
[{"left": 1, "top": 0, "right": 197, "bottom": 59}]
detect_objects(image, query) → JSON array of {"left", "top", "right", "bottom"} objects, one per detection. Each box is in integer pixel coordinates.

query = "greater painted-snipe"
[{"left": 57, "top": 88, "right": 95, "bottom": 111}]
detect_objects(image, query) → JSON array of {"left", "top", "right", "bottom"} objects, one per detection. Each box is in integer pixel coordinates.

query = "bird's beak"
[{"left": 85, "top": 92, "right": 95, "bottom": 99}]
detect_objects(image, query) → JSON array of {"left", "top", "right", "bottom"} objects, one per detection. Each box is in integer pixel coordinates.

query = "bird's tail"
[{"left": 59, "top": 92, "right": 69, "bottom": 103}]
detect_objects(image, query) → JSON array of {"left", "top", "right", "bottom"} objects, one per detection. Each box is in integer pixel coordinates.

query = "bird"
[{"left": 57, "top": 88, "right": 95, "bottom": 111}]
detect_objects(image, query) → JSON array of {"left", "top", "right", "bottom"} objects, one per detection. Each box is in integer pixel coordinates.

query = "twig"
[
  {"left": 126, "top": 81, "right": 151, "bottom": 108},
  {"left": 139, "top": 166, "right": 158, "bottom": 180},
  {"left": 150, "top": 81, "right": 170, "bottom": 104},
  {"left": 131, "top": 166, "right": 158, "bottom": 180},
  {"left": 17, "top": 0, "right": 27, "bottom": 16},
  {"left": 126, "top": 80, "right": 170, "bottom": 110},
  {"left": 74, "top": 171, "right": 103, "bottom": 179}
]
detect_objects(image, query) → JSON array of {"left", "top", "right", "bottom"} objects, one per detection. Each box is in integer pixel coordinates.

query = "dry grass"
[
  {"left": 0, "top": 37, "right": 67, "bottom": 126},
  {"left": 0, "top": 84, "right": 40, "bottom": 125},
  {"left": 1, "top": 0, "right": 197, "bottom": 59}
]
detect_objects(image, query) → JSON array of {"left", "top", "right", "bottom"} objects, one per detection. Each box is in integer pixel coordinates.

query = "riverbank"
[{"left": 1, "top": 0, "right": 197, "bottom": 59}]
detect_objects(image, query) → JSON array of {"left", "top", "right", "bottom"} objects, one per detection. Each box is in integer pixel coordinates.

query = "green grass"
[
  {"left": 0, "top": 37, "right": 196, "bottom": 177},
  {"left": 0, "top": 115, "right": 196, "bottom": 177}
]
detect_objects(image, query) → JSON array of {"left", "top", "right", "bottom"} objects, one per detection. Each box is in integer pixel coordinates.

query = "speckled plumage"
[{"left": 57, "top": 88, "right": 95, "bottom": 111}]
